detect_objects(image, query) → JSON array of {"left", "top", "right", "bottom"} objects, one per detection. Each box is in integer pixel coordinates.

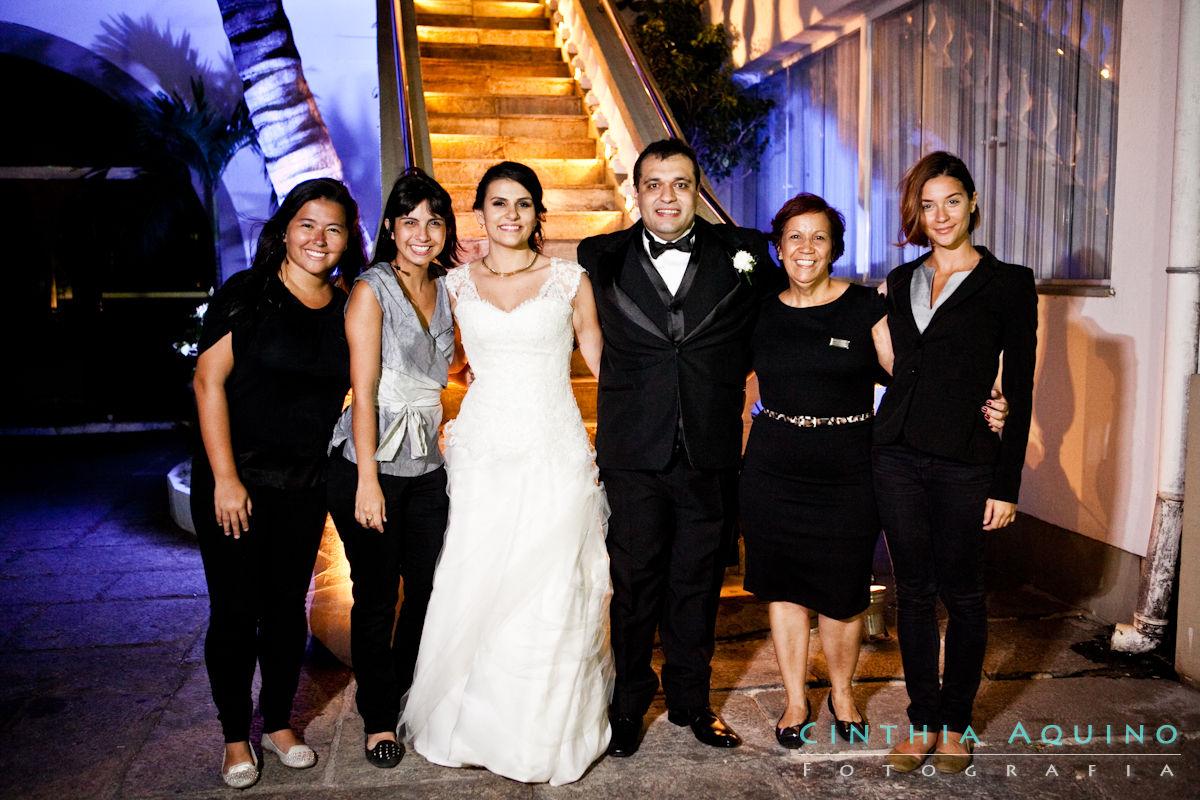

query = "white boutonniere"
[{"left": 733, "top": 250, "right": 755, "bottom": 285}]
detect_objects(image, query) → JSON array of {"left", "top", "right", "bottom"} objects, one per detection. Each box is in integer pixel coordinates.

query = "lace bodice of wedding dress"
[{"left": 443, "top": 257, "right": 592, "bottom": 462}]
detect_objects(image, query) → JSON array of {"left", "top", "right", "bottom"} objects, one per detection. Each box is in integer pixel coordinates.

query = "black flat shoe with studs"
[{"left": 365, "top": 738, "right": 404, "bottom": 768}]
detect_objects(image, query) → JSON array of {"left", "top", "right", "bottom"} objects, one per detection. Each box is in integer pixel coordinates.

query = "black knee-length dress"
[{"left": 740, "top": 283, "right": 887, "bottom": 619}]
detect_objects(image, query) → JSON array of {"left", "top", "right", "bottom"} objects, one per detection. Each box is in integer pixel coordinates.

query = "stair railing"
[
  {"left": 377, "top": 0, "right": 434, "bottom": 199},
  {"left": 556, "top": 0, "right": 735, "bottom": 226}
]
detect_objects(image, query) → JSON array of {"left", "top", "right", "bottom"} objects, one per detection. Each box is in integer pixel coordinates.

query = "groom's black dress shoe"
[
  {"left": 607, "top": 714, "right": 643, "bottom": 757},
  {"left": 667, "top": 706, "right": 742, "bottom": 748}
]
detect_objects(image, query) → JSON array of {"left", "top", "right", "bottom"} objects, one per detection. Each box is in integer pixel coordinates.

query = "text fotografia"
[
  {"left": 789, "top": 761, "right": 1181, "bottom": 779},
  {"left": 786, "top": 722, "right": 1181, "bottom": 747},
  {"left": 787, "top": 722, "right": 1181, "bottom": 780}
]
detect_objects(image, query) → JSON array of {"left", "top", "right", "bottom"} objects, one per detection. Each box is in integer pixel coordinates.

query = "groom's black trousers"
[{"left": 602, "top": 452, "right": 730, "bottom": 716}]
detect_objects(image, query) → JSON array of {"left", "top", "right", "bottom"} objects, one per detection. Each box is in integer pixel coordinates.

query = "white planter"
[{"left": 167, "top": 459, "right": 196, "bottom": 534}]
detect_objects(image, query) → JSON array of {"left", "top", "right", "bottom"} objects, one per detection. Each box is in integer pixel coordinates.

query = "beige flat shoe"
[
  {"left": 262, "top": 730, "right": 317, "bottom": 769},
  {"left": 885, "top": 731, "right": 935, "bottom": 773},
  {"left": 221, "top": 746, "right": 260, "bottom": 789},
  {"left": 932, "top": 741, "right": 974, "bottom": 774},
  {"left": 885, "top": 746, "right": 929, "bottom": 773}
]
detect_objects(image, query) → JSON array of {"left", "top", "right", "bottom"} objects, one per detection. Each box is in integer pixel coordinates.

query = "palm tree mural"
[
  {"left": 132, "top": 76, "right": 256, "bottom": 287},
  {"left": 216, "top": 0, "right": 344, "bottom": 197},
  {"left": 93, "top": 13, "right": 259, "bottom": 288}
]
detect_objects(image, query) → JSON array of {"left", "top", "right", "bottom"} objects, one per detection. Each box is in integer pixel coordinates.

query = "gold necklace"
[{"left": 481, "top": 251, "right": 538, "bottom": 277}]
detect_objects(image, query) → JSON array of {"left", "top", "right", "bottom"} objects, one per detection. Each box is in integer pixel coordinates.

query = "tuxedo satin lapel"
[
  {"left": 612, "top": 233, "right": 672, "bottom": 340},
  {"left": 607, "top": 281, "right": 671, "bottom": 342},
  {"left": 680, "top": 223, "right": 738, "bottom": 336},
  {"left": 634, "top": 244, "right": 690, "bottom": 341},
  {"left": 680, "top": 279, "right": 743, "bottom": 345},
  {"left": 672, "top": 231, "right": 703, "bottom": 304},
  {"left": 635, "top": 240, "right": 676, "bottom": 309}
]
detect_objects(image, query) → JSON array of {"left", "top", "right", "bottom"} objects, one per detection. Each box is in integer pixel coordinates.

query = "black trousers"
[
  {"left": 326, "top": 454, "right": 448, "bottom": 734},
  {"left": 872, "top": 443, "right": 993, "bottom": 734},
  {"left": 601, "top": 455, "right": 731, "bottom": 716},
  {"left": 192, "top": 471, "right": 327, "bottom": 743}
]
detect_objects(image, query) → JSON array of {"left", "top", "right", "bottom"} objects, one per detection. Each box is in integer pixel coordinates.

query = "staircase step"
[
  {"left": 422, "top": 59, "right": 569, "bottom": 79},
  {"left": 457, "top": 238, "right": 582, "bottom": 263},
  {"left": 428, "top": 114, "right": 589, "bottom": 138},
  {"left": 543, "top": 240, "right": 581, "bottom": 262},
  {"left": 424, "top": 93, "right": 584, "bottom": 116},
  {"left": 570, "top": 351, "right": 597, "bottom": 380},
  {"left": 418, "top": 43, "right": 563, "bottom": 63},
  {"left": 416, "top": 0, "right": 546, "bottom": 20},
  {"left": 431, "top": 134, "right": 596, "bottom": 160},
  {"left": 444, "top": 185, "right": 617, "bottom": 212},
  {"left": 417, "top": 26, "right": 556, "bottom": 48},
  {"left": 434, "top": 157, "right": 606, "bottom": 186},
  {"left": 424, "top": 76, "right": 577, "bottom": 97},
  {"left": 415, "top": 0, "right": 628, "bottom": 293},
  {"left": 416, "top": 13, "right": 548, "bottom": 30},
  {"left": 571, "top": 374, "right": 598, "bottom": 413},
  {"left": 453, "top": 211, "right": 623, "bottom": 240}
]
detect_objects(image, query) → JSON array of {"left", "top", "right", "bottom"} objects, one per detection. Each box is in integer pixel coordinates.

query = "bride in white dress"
[{"left": 399, "top": 162, "right": 613, "bottom": 785}]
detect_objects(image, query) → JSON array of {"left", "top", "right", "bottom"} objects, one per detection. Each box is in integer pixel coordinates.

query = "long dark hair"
[
  {"left": 373, "top": 168, "right": 460, "bottom": 276},
  {"left": 251, "top": 177, "right": 367, "bottom": 283},
  {"left": 221, "top": 178, "right": 365, "bottom": 321},
  {"left": 472, "top": 161, "right": 547, "bottom": 254}
]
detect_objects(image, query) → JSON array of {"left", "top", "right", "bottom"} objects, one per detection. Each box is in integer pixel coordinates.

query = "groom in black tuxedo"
[{"left": 578, "top": 139, "right": 780, "bottom": 756}]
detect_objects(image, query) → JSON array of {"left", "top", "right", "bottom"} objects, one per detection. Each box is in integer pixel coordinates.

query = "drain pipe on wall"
[{"left": 1111, "top": 0, "right": 1200, "bottom": 654}]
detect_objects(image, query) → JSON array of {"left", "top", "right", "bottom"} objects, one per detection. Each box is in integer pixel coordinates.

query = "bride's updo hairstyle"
[{"left": 472, "top": 161, "right": 548, "bottom": 254}]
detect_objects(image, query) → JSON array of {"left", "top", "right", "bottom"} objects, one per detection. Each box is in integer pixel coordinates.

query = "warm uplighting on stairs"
[{"left": 417, "top": 0, "right": 622, "bottom": 420}]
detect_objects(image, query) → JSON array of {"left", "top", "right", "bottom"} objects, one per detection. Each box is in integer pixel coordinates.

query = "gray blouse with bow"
[{"left": 329, "top": 262, "right": 455, "bottom": 476}]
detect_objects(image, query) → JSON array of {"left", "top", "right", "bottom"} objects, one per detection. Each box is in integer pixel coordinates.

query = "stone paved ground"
[{"left": 1, "top": 431, "right": 1196, "bottom": 799}]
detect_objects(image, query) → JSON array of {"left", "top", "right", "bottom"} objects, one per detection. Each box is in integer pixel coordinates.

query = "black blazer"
[
  {"left": 874, "top": 247, "right": 1038, "bottom": 502},
  {"left": 578, "top": 218, "right": 781, "bottom": 470}
]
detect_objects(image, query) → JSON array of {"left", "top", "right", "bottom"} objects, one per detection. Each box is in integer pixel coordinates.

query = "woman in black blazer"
[{"left": 873, "top": 152, "right": 1037, "bottom": 774}]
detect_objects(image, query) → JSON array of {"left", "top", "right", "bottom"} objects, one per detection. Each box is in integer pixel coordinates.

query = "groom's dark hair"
[{"left": 633, "top": 138, "right": 701, "bottom": 186}]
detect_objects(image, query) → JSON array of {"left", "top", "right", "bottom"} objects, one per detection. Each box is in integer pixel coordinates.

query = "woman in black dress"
[
  {"left": 740, "top": 193, "right": 893, "bottom": 748},
  {"left": 191, "top": 178, "right": 364, "bottom": 788},
  {"left": 874, "top": 152, "right": 1037, "bottom": 774},
  {"left": 740, "top": 193, "right": 1007, "bottom": 751}
]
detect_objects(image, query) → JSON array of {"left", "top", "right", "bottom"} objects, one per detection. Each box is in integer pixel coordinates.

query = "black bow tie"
[{"left": 646, "top": 232, "right": 695, "bottom": 260}]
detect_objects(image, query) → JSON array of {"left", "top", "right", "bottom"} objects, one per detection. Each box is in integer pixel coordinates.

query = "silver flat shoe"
[
  {"left": 262, "top": 731, "right": 317, "bottom": 769},
  {"left": 221, "top": 745, "right": 260, "bottom": 789}
]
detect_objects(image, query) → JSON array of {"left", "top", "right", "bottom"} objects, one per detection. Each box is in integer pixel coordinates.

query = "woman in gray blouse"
[{"left": 327, "top": 168, "right": 462, "bottom": 768}]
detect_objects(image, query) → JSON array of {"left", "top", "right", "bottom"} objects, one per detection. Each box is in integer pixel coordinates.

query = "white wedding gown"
[{"left": 399, "top": 258, "right": 614, "bottom": 785}]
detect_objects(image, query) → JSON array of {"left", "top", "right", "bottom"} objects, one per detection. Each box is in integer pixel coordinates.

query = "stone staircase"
[
  {"left": 415, "top": 0, "right": 623, "bottom": 430},
  {"left": 415, "top": 0, "right": 626, "bottom": 258}
]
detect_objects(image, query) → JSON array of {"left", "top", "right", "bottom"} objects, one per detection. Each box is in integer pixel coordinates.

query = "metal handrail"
[
  {"left": 596, "top": 0, "right": 735, "bottom": 226},
  {"left": 377, "top": 0, "right": 434, "bottom": 192}
]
